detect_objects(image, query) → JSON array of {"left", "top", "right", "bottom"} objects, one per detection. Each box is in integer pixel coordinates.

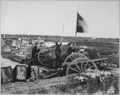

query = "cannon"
[
  {"left": 36, "top": 47, "right": 109, "bottom": 77},
  {"left": 23, "top": 46, "right": 110, "bottom": 79}
]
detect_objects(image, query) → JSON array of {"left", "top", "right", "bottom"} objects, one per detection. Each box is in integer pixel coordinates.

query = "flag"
[{"left": 76, "top": 12, "right": 87, "bottom": 33}]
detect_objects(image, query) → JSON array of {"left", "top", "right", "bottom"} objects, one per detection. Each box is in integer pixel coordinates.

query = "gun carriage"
[{"left": 38, "top": 46, "right": 109, "bottom": 75}]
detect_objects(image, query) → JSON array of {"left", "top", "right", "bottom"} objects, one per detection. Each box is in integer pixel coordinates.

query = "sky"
[{"left": 1, "top": 1, "right": 119, "bottom": 38}]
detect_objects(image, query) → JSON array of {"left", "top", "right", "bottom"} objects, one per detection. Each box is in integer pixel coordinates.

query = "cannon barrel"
[{"left": 91, "top": 58, "right": 108, "bottom": 62}]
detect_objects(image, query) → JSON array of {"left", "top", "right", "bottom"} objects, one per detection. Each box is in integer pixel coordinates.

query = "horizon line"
[{"left": 1, "top": 34, "right": 119, "bottom": 39}]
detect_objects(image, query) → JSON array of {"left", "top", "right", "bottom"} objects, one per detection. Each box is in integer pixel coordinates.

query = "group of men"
[{"left": 31, "top": 41, "right": 76, "bottom": 69}]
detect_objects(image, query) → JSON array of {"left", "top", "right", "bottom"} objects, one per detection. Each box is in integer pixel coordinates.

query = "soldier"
[
  {"left": 91, "top": 49, "right": 101, "bottom": 59},
  {"left": 55, "top": 41, "right": 62, "bottom": 68},
  {"left": 32, "top": 42, "right": 40, "bottom": 58},
  {"left": 88, "top": 49, "right": 100, "bottom": 59},
  {"left": 67, "top": 43, "right": 76, "bottom": 56}
]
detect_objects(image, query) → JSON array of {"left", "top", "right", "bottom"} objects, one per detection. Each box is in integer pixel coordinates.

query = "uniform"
[
  {"left": 67, "top": 47, "right": 75, "bottom": 56},
  {"left": 32, "top": 44, "right": 40, "bottom": 58},
  {"left": 55, "top": 42, "right": 62, "bottom": 68}
]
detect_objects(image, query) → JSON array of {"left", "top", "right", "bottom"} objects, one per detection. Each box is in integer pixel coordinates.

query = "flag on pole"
[{"left": 76, "top": 12, "right": 87, "bottom": 33}]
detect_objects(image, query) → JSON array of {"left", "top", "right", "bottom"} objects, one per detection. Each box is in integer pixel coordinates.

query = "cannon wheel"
[
  {"left": 38, "top": 49, "right": 55, "bottom": 66},
  {"left": 66, "top": 57, "right": 98, "bottom": 76}
]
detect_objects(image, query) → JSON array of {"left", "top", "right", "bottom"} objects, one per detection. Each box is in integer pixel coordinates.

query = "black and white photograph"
[{"left": 1, "top": 0, "right": 119, "bottom": 94}]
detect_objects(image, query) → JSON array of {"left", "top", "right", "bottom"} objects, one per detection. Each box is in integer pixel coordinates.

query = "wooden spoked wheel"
[
  {"left": 38, "top": 49, "right": 55, "bottom": 66},
  {"left": 66, "top": 58, "right": 98, "bottom": 76},
  {"left": 63, "top": 53, "right": 87, "bottom": 66}
]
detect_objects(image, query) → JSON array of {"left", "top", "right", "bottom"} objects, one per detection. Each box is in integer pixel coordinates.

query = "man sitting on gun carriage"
[
  {"left": 67, "top": 43, "right": 76, "bottom": 56},
  {"left": 61, "top": 43, "right": 77, "bottom": 62}
]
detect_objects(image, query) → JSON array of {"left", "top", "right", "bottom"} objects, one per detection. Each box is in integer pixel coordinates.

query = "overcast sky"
[{"left": 1, "top": 1, "right": 119, "bottom": 38}]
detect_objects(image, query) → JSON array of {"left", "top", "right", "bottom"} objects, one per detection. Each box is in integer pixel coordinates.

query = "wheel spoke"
[
  {"left": 76, "top": 64, "right": 81, "bottom": 71},
  {"left": 40, "top": 57, "right": 45, "bottom": 60},
  {"left": 69, "top": 57, "right": 73, "bottom": 61},
  {"left": 81, "top": 61, "right": 83, "bottom": 70},
  {"left": 39, "top": 56, "right": 44, "bottom": 59},
  {"left": 69, "top": 67, "right": 79, "bottom": 73},
  {"left": 41, "top": 58, "right": 46, "bottom": 62},
  {"left": 84, "top": 62, "right": 89, "bottom": 70},
  {"left": 88, "top": 65, "right": 94, "bottom": 69}
]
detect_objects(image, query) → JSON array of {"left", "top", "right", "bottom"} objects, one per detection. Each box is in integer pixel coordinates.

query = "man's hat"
[
  {"left": 58, "top": 41, "right": 62, "bottom": 45},
  {"left": 56, "top": 41, "right": 62, "bottom": 45}
]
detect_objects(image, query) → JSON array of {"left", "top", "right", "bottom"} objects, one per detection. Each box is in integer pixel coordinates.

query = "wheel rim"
[
  {"left": 66, "top": 58, "right": 98, "bottom": 76},
  {"left": 64, "top": 53, "right": 87, "bottom": 62}
]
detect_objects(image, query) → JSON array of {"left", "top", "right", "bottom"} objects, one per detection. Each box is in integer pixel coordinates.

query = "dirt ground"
[
  {"left": 1, "top": 76, "right": 68, "bottom": 94},
  {"left": 1, "top": 69, "right": 119, "bottom": 94}
]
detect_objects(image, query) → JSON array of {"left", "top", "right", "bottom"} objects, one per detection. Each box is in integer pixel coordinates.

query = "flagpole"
[
  {"left": 61, "top": 14, "right": 65, "bottom": 44},
  {"left": 61, "top": 23, "right": 64, "bottom": 43},
  {"left": 75, "top": 11, "right": 78, "bottom": 47}
]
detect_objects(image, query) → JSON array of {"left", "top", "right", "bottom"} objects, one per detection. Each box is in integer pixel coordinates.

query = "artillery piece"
[
  {"left": 35, "top": 46, "right": 109, "bottom": 77},
  {"left": 23, "top": 45, "right": 111, "bottom": 79}
]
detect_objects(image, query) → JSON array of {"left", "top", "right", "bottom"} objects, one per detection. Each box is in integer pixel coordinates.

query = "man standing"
[
  {"left": 55, "top": 41, "right": 62, "bottom": 68},
  {"left": 32, "top": 42, "right": 40, "bottom": 58}
]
